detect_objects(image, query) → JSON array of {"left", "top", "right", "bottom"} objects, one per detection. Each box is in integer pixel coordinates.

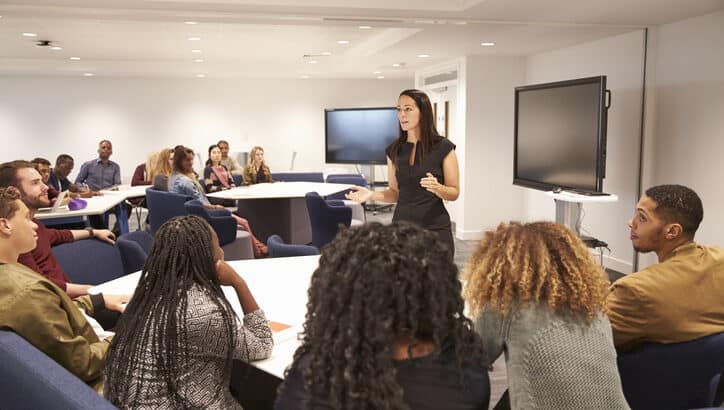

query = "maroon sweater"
[{"left": 18, "top": 218, "right": 74, "bottom": 291}]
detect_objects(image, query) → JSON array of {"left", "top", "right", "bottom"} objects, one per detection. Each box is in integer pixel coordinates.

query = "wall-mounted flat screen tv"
[
  {"left": 514, "top": 75, "right": 610, "bottom": 193},
  {"left": 325, "top": 107, "right": 399, "bottom": 165}
]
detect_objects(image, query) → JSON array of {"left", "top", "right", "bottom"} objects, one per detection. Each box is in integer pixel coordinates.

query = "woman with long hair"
[
  {"left": 463, "top": 221, "right": 629, "bottom": 409},
  {"left": 275, "top": 222, "right": 490, "bottom": 410},
  {"left": 150, "top": 148, "right": 174, "bottom": 191},
  {"left": 169, "top": 146, "right": 268, "bottom": 257},
  {"left": 242, "top": 146, "right": 273, "bottom": 185},
  {"left": 104, "top": 215, "right": 273, "bottom": 408},
  {"left": 346, "top": 89, "right": 459, "bottom": 257},
  {"left": 204, "top": 144, "right": 236, "bottom": 192}
]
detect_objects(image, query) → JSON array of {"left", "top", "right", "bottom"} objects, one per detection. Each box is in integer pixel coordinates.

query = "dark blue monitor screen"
[{"left": 325, "top": 107, "right": 399, "bottom": 164}]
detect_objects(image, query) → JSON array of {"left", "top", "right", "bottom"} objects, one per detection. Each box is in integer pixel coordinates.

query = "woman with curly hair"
[
  {"left": 463, "top": 221, "right": 629, "bottom": 409},
  {"left": 104, "top": 215, "right": 273, "bottom": 408},
  {"left": 275, "top": 221, "right": 490, "bottom": 410}
]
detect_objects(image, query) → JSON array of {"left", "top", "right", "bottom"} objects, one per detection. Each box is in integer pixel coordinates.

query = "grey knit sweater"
[{"left": 475, "top": 302, "right": 630, "bottom": 409}]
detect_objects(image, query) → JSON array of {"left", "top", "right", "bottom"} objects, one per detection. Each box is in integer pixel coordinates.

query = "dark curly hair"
[
  {"left": 645, "top": 184, "right": 703, "bottom": 237},
  {"left": 284, "top": 221, "right": 485, "bottom": 409},
  {"left": 105, "top": 215, "right": 237, "bottom": 408}
]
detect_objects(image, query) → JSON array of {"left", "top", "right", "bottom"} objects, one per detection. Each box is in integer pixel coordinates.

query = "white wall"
[
  {"left": 0, "top": 77, "right": 412, "bottom": 182},
  {"left": 651, "top": 10, "right": 724, "bottom": 248},
  {"left": 524, "top": 30, "right": 647, "bottom": 273}
]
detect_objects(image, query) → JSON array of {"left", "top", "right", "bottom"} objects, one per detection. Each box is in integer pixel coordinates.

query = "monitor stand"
[
  {"left": 548, "top": 191, "right": 619, "bottom": 236},
  {"left": 360, "top": 165, "right": 393, "bottom": 214}
]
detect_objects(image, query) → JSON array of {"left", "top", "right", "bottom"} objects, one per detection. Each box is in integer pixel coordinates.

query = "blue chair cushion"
[
  {"left": 51, "top": 239, "right": 125, "bottom": 285},
  {"left": 267, "top": 234, "right": 319, "bottom": 258},
  {"left": 184, "top": 199, "right": 237, "bottom": 246},
  {"left": 145, "top": 187, "right": 192, "bottom": 234}
]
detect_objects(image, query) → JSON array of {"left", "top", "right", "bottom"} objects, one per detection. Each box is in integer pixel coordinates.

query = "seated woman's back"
[{"left": 275, "top": 222, "right": 490, "bottom": 410}]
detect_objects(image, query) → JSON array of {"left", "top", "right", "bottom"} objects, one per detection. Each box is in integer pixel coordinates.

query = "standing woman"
[
  {"left": 347, "top": 89, "right": 459, "bottom": 256},
  {"left": 242, "top": 146, "right": 273, "bottom": 185},
  {"left": 104, "top": 215, "right": 273, "bottom": 408},
  {"left": 204, "top": 144, "right": 236, "bottom": 193}
]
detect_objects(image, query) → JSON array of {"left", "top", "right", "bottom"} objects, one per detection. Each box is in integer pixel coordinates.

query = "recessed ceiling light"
[
  {"left": 191, "top": 49, "right": 202, "bottom": 53},
  {"left": 196, "top": 74, "right": 206, "bottom": 78},
  {"left": 300, "top": 75, "right": 310, "bottom": 79},
  {"left": 373, "top": 71, "right": 381, "bottom": 74},
  {"left": 50, "top": 46, "right": 62, "bottom": 51},
  {"left": 392, "top": 63, "right": 400, "bottom": 68},
  {"left": 359, "top": 25, "right": 371, "bottom": 29},
  {"left": 320, "top": 51, "right": 332, "bottom": 56},
  {"left": 376, "top": 75, "right": 385, "bottom": 79},
  {"left": 188, "top": 37, "right": 201, "bottom": 41},
  {"left": 184, "top": 21, "right": 198, "bottom": 25},
  {"left": 22, "top": 32, "right": 38, "bottom": 37},
  {"left": 194, "top": 58, "right": 204, "bottom": 63},
  {"left": 337, "top": 40, "right": 350, "bottom": 44},
  {"left": 308, "top": 60, "right": 318, "bottom": 64},
  {"left": 417, "top": 54, "right": 430, "bottom": 58},
  {"left": 69, "top": 56, "right": 81, "bottom": 61},
  {"left": 480, "top": 42, "right": 496, "bottom": 47},
  {"left": 454, "top": 21, "right": 468, "bottom": 25},
  {"left": 83, "top": 73, "right": 94, "bottom": 77}
]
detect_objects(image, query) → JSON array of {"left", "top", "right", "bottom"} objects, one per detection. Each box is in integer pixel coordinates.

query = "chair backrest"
[
  {"left": 617, "top": 331, "right": 724, "bottom": 410},
  {"left": 0, "top": 330, "right": 117, "bottom": 410},
  {"left": 267, "top": 234, "right": 319, "bottom": 258},
  {"left": 274, "top": 172, "right": 324, "bottom": 182},
  {"left": 145, "top": 187, "right": 191, "bottom": 234},
  {"left": 325, "top": 173, "right": 367, "bottom": 200},
  {"left": 52, "top": 239, "right": 125, "bottom": 285},
  {"left": 184, "top": 199, "right": 237, "bottom": 246},
  {"left": 116, "top": 231, "right": 153, "bottom": 275},
  {"left": 305, "top": 192, "right": 352, "bottom": 249},
  {"left": 232, "top": 174, "right": 243, "bottom": 186}
]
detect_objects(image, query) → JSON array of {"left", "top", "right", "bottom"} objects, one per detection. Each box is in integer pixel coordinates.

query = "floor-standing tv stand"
[
  {"left": 546, "top": 191, "right": 618, "bottom": 236},
  {"left": 360, "top": 164, "right": 394, "bottom": 214}
]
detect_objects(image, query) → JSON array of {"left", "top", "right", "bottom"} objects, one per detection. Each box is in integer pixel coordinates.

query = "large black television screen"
[
  {"left": 514, "top": 76, "right": 610, "bottom": 193},
  {"left": 325, "top": 107, "right": 399, "bottom": 165}
]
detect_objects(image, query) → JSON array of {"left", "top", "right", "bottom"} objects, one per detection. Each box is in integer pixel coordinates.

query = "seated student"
[
  {"left": 131, "top": 151, "right": 157, "bottom": 186},
  {"left": 204, "top": 144, "right": 236, "bottom": 193},
  {"left": 150, "top": 148, "right": 173, "bottom": 191},
  {"left": 104, "top": 215, "right": 273, "bottom": 408},
  {"left": 31, "top": 157, "right": 70, "bottom": 205},
  {"left": 218, "top": 139, "right": 243, "bottom": 176},
  {"left": 606, "top": 184, "right": 724, "bottom": 351},
  {"left": 463, "top": 221, "right": 629, "bottom": 409},
  {"left": 0, "top": 186, "right": 128, "bottom": 394},
  {"left": 170, "top": 146, "right": 267, "bottom": 257},
  {"left": 48, "top": 154, "right": 95, "bottom": 198},
  {"left": 242, "top": 146, "right": 273, "bottom": 185},
  {"left": 276, "top": 222, "right": 490, "bottom": 410},
  {"left": 0, "top": 161, "right": 118, "bottom": 298}
]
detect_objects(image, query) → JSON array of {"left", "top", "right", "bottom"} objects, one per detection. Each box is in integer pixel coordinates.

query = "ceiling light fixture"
[
  {"left": 22, "top": 32, "right": 38, "bottom": 37},
  {"left": 50, "top": 46, "right": 62, "bottom": 51},
  {"left": 191, "top": 49, "right": 202, "bottom": 53},
  {"left": 194, "top": 58, "right": 204, "bottom": 63},
  {"left": 373, "top": 71, "right": 381, "bottom": 74},
  {"left": 392, "top": 63, "right": 400, "bottom": 67},
  {"left": 188, "top": 37, "right": 201, "bottom": 41},
  {"left": 196, "top": 74, "right": 206, "bottom": 78},
  {"left": 83, "top": 73, "right": 94, "bottom": 77},
  {"left": 69, "top": 57, "right": 81, "bottom": 61},
  {"left": 300, "top": 75, "right": 310, "bottom": 79},
  {"left": 184, "top": 21, "right": 198, "bottom": 25},
  {"left": 417, "top": 54, "right": 430, "bottom": 58},
  {"left": 359, "top": 25, "right": 371, "bottom": 29},
  {"left": 376, "top": 76, "right": 385, "bottom": 79},
  {"left": 337, "top": 40, "right": 350, "bottom": 44},
  {"left": 480, "top": 42, "right": 496, "bottom": 47}
]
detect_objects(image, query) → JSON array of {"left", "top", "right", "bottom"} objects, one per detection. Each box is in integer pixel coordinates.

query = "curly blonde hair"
[{"left": 463, "top": 221, "right": 610, "bottom": 322}]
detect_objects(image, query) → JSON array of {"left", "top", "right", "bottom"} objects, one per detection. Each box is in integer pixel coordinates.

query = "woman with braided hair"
[
  {"left": 275, "top": 221, "right": 490, "bottom": 410},
  {"left": 104, "top": 215, "right": 273, "bottom": 408},
  {"left": 463, "top": 221, "right": 629, "bottom": 409}
]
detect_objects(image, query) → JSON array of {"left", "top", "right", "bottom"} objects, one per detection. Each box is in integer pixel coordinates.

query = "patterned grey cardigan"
[
  {"left": 107, "top": 284, "right": 273, "bottom": 409},
  {"left": 475, "top": 302, "right": 630, "bottom": 410}
]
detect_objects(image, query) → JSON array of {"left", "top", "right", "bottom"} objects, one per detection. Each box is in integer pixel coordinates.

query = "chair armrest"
[
  {"left": 208, "top": 208, "right": 232, "bottom": 217},
  {"left": 208, "top": 215, "right": 237, "bottom": 246},
  {"left": 326, "top": 199, "right": 346, "bottom": 208}
]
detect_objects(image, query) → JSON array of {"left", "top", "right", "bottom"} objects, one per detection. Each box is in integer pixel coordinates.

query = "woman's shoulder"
[{"left": 434, "top": 137, "right": 456, "bottom": 154}]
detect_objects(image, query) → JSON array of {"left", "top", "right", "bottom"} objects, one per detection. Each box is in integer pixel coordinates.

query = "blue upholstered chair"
[
  {"left": 232, "top": 174, "right": 243, "bottom": 186},
  {"left": 145, "top": 187, "right": 192, "bottom": 234},
  {"left": 273, "top": 172, "right": 324, "bottom": 182},
  {"left": 305, "top": 192, "right": 352, "bottom": 249},
  {"left": 51, "top": 239, "right": 125, "bottom": 285},
  {"left": 267, "top": 234, "right": 319, "bottom": 258},
  {"left": 184, "top": 199, "right": 254, "bottom": 260},
  {"left": 617, "top": 331, "right": 724, "bottom": 410},
  {"left": 0, "top": 330, "right": 117, "bottom": 410},
  {"left": 116, "top": 231, "right": 153, "bottom": 274}
]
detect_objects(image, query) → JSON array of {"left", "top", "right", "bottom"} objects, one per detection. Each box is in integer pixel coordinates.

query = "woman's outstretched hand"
[{"left": 345, "top": 185, "right": 374, "bottom": 203}]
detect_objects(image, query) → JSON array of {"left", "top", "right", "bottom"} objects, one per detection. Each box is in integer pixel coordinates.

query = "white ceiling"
[{"left": 0, "top": 0, "right": 722, "bottom": 79}]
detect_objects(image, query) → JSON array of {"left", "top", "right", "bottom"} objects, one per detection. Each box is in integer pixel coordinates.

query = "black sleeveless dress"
[{"left": 386, "top": 138, "right": 456, "bottom": 256}]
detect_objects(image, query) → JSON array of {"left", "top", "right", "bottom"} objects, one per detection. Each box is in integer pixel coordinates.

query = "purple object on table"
[{"left": 68, "top": 198, "right": 87, "bottom": 210}]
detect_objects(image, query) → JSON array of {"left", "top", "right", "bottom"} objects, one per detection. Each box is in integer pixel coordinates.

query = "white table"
[
  {"left": 208, "top": 182, "right": 352, "bottom": 244},
  {"left": 89, "top": 255, "right": 317, "bottom": 379},
  {"left": 35, "top": 193, "right": 131, "bottom": 233},
  {"left": 100, "top": 184, "right": 151, "bottom": 199}
]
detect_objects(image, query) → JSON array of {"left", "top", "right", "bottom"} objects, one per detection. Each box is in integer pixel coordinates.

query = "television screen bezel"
[
  {"left": 513, "top": 75, "right": 608, "bottom": 193},
  {"left": 324, "top": 106, "right": 399, "bottom": 165}
]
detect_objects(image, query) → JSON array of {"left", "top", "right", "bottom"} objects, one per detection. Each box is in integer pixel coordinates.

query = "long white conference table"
[
  {"left": 89, "top": 255, "right": 317, "bottom": 379},
  {"left": 208, "top": 182, "right": 352, "bottom": 245}
]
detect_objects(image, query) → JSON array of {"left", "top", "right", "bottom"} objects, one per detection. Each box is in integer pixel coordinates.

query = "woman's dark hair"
[
  {"left": 205, "top": 144, "right": 220, "bottom": 167},
  {"left": 105, "top": 215, "right": 237, "bottom": 408},
  {"left": 173, "top": 146, "right": 193, "bottom": 173},
  {"left": 387, "top": 89, "right": 443, "bottom": 167},
  {"left": 284, "top": 221, "right": 484, "bottom": 409}
]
